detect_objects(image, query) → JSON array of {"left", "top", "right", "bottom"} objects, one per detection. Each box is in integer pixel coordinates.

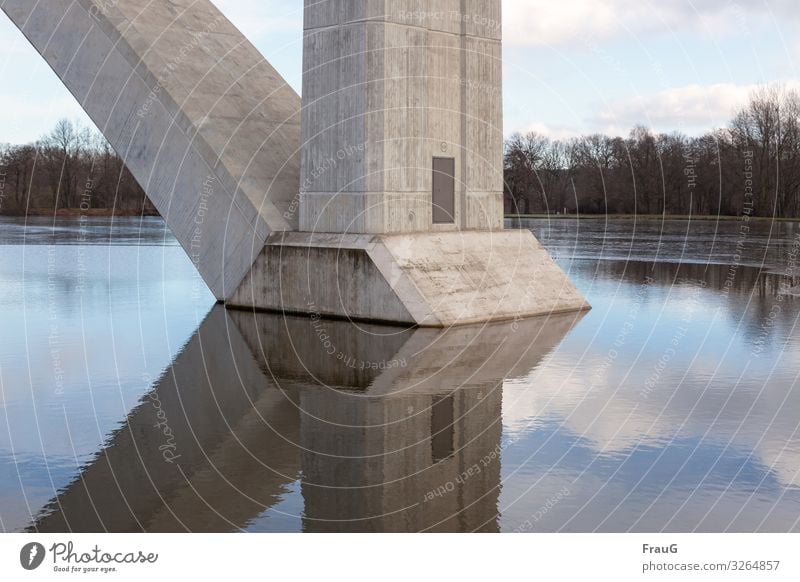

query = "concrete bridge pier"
[
  {"left": 2, "top": 0, "right": 589, "bottom": 327},
  {"left": 228, "top": 0, "right": 589, "bottom": 326}
]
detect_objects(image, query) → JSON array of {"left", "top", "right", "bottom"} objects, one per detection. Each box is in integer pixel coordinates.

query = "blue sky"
[{"left": 0, "top": 0, "right": 798, "bottom": 144}]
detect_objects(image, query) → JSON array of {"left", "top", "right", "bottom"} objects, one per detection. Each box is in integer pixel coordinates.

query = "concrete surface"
[
  {"left": 300, "top": 0, "right": 504, "bottom": 233},
  {"left": 229, "top": 229, "right": 590, "bottom": 327}
]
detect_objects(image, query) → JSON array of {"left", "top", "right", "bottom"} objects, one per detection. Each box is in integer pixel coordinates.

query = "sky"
[{"left": 0, "top": 0, "right": 798, "bottom": 144}]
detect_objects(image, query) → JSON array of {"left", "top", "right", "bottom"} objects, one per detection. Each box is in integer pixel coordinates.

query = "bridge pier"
[
  {"left": 3, "top": 0, "right": 589, "bottom": 326},
  {"left": 230, "top": 0, "right": 588, "bottom": 326}
]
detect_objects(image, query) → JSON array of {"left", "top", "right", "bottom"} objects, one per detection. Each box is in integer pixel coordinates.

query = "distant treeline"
[
  {"left": 504, "top": 86, "right": 800, "bottom": 218},
  {"left": 0, "top": 119, "right": 156, "bottom": 217},
  {"left": 5, "top": 88, "right": 800, "bottom": 221}
]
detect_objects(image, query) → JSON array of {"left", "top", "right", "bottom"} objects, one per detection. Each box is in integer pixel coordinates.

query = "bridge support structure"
[{"left": 2, "top": 0, "right": 589, "bottom": 327}]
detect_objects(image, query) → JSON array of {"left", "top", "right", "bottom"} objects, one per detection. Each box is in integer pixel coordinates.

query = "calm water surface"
[{"left": 1, "top": 216, "right": 799, "bottom": 532}]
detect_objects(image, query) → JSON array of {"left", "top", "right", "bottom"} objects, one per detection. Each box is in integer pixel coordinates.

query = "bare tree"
[
  {"left": 0, "top": 119, "right": 153, "bottom": 217},
  {"left": 504, "top": 86, "right": 800, "bottom": 219}
]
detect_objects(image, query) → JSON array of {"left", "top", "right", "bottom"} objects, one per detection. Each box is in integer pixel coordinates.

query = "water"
[{"left": 1, "top": 216, "right": 800, "bottom": 532}]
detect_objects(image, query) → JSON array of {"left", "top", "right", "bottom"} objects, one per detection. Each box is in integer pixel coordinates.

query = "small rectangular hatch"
[{"left": 432, "top": 157, "right": 456, "bottom": 224}]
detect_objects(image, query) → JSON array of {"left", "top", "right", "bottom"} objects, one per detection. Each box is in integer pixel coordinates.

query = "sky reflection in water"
[{"left": 1, "top": 217, "right": 799, "bottom": 532}]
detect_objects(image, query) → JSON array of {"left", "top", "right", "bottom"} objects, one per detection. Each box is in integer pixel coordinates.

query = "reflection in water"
[
  {"left": 500, "top": 257, "right": 800, "bottom": 533},
  {"left": 32, "top": 308, "right": 300, "bottom": 533},
  {"left": 512, "top": 217, "right": 800, "bottom": 271},
  {"left": 4, "top": 217, "right": 800, "bottom": 532},
  {"left": 33, "top": 308, "right": 581, "bottom": 532}
]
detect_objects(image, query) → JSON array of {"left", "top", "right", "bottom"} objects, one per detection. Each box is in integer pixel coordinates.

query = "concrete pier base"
[{"left": 229, "top": 230, "right": 589, "bottom": 327}]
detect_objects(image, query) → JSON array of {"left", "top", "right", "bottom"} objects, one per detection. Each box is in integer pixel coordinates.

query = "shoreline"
[
  {"left": 506, "top": 214, "right": 800, "bottom": 222},
  {"left": 4, "top": 211, "right": 796, "bottom": 222},
  {"left": 1, "top": 209, "right": 160, "bottom": 218}
]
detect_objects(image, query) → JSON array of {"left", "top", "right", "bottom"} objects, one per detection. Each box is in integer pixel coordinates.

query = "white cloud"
[
  {"left": 514, "top": 83, "right": 800, "bottom": 139},
  {"left": 503, "top": 342, "right": 800, "bottom": 489},
  {"left": 1, "top": 0, "right": 795, "bottom": 145},
  {"left": 589, "top": 82, "right": 800, "bottom": 135},
  {"left": 504, "top": 0, "right": 796, "bottom": 47},
  {"left": 524, "top": 122, "right": 583, "bottom": 140}
]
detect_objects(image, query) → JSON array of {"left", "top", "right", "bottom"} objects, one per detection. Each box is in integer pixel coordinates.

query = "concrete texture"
[
  {"left": 300, "top": 0, "right": 504, "bottom": 233},
  {"left": 1, "top": 0, "right": 301, "bottom": 301},
  {"left": 229, "top": 229, "right": 590, "bottom": 327},
  {"left": 261, "top": 0, "right": 588, "bottom": 325}
]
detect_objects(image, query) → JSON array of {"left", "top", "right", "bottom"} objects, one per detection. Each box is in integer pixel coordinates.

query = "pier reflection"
[{"left": 33, "top": 308, "right": 581, "bottom": 532}]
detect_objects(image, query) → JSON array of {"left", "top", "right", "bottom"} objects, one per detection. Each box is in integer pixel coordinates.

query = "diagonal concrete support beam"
[{"left": 1, "top": 0, "right": 301, "bottom": 300}]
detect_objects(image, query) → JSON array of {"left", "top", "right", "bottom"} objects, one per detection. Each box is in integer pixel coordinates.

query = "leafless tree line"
[
  {"left": 0, "top": 119, "right": 155, "bottom": 216},
  {"left": 4, "top": 87, "right": 799, "bottom": 220},
  {"left": 504, "top": 86, "right": 800, "bottom": 218}
]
